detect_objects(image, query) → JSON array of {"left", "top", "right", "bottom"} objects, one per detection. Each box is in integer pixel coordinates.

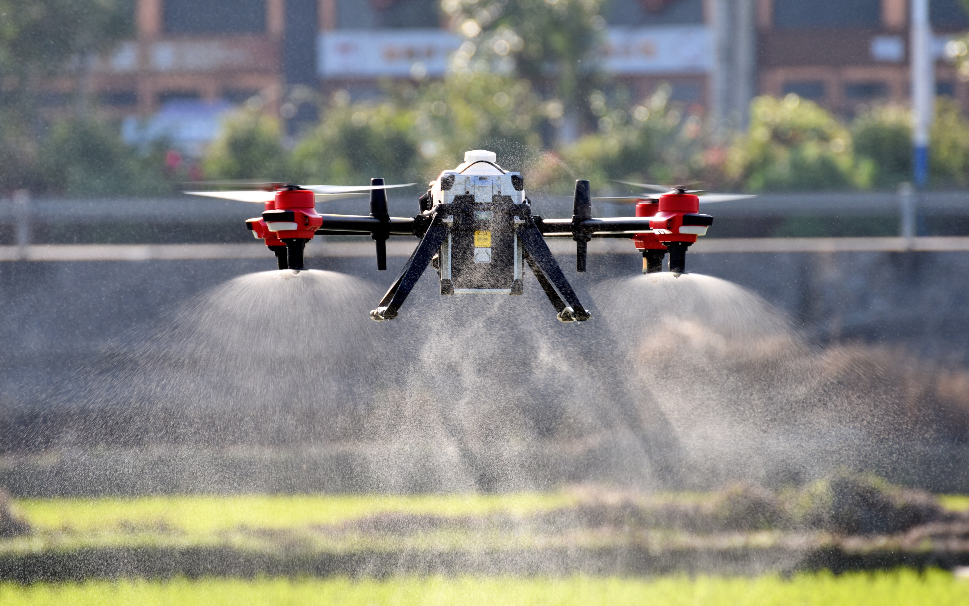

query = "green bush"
[
  {"left": 38, "top": 118, "right": 169, "bottom": 197},
  {"left": 291, "top": 94, "right": 422, "bottom": 186},
  {"left": 726, "top": 95, "right": 868, "bottom": 192},
  {"left": 560, "top": 85, "right": 705, "bottom": 190},
  {"left": 790, "top": 471, "right": 943, "bottom": 535},
  {"left": 412, "top": 73, "right": 544, "bottom": 173},
  {"left": 929, "top": 98, "right": 969, "bottom": 187},
  {"left": 203, "top": 110, "right": 293, "bottom": 182},
  {"left": 851, "top": 105, "right": 912, "bottom": 189}
]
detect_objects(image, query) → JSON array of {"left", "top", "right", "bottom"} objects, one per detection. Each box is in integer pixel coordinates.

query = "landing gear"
[
  {"left": 666, "top": 242, "right": 690, "bottom": 274},
  {"left": 642, "top": 249, "right": 666, "bottom": 274},
  {"left": 283, "top": 239, "right": 306, "bottom": 271},
  {"left": 270, "top": 245, "right": 288, "bottom": 270}
]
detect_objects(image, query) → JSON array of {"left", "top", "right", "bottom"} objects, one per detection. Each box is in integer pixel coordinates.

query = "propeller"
[
  {"left": 183, "top": 181, "right": 415, "bottom": 204},
  {"left": 595, "top": 181, "right": 755, "bottom": 205}
]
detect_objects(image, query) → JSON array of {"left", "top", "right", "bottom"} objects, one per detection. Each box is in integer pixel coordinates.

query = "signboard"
[
  {"left": 95, "top": 39, "right": 278, "bottom": 74},
  {"left": 319, "top": 30, "right": 462, "bottom": 79},
  {"left": 603, "top": 26, "right": 712, "bottom": 74},
  {"left": 319, "top": 26, "right": 713, "bottom": 79}
]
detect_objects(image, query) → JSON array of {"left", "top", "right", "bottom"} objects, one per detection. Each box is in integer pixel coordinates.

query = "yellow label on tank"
[{"left": 474, "top": 230, "right": 492, "bottom": 247}]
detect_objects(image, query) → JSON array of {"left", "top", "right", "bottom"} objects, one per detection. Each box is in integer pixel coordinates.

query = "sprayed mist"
[{"left": 596, "top": 272, "right": 967, "bottom": 489}]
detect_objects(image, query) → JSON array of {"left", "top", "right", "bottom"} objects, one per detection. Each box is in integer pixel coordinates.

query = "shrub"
[
  {"left": 929, "top": 97, "right": 969, "bottom": 187},
  {"left": 851, "top": 104, "right": 912, "bottom": 189},
  {"left": 39, "top": 117, "right": 170, "bottom": 196},
  {"left": 725, "top": 95, "right": 867, "bottom": 192},
  {"left": 561, "top": 85, "right": 706, "bottom": 190},
  {"left": 203, "top": 110, "right": 293, "bottom": 182},
  {"left": 791, "top": 471, "right": 944, "bottom": 535},
  {"left": 291, "top": 94, "right": 422, "bottom": 186}
]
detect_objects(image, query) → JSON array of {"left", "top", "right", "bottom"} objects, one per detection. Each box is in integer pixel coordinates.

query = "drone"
[{"left": 186, "top": 150, "right": 751, "bottom": 322}]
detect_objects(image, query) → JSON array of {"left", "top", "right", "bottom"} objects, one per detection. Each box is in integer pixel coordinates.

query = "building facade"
[
  {"left": 87, "top": 0, "right": 968, "bottom": 124},
  {"left": 757, "top": 0, "right": 969, "bottom": 114}
]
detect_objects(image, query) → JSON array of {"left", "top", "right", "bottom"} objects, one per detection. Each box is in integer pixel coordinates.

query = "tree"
[
  {"left": 441, "top": 0, "right": 608, "bottom": 142},
  {"left": 851, "top": 105, "right": 912, "bottom": 189},
  {"left": 561, "top": 85, "right": 709, "bottom": 190},
  {"left": 203, "top": 110, "right": 294, "bottom": 181},
  {"left": 292, "top": 93, "right": 423, "bottom": 185},
  {"left": 725, "top": 95, "right": 868, "bottom": 192},
  {"left": 929, "top": 98, "right": 969, "bottom": 187},
  {"left": 0, "top": 0, "right": 132, "bottom": 192},
  {"left": 38, "top": 117, "right": 169, "bottom": 197}
]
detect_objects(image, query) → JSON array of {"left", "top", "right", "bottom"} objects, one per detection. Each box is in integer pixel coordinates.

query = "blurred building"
[
  {"left": 85, "top": 0, "right": 968, "bottom": 132},
  {"left": 757, "top": 0, "right": 969, "bottom": 114}
]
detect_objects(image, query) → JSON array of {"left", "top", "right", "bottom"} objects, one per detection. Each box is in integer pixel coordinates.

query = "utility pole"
[
  {"left": 711, "top": 0, "right": 756, "bottom": 130},
  {"left": 911, "top": 0, "right": 934, "bottom": 189}
]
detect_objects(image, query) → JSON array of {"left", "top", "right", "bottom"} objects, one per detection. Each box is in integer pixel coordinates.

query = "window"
[
  {"left": 99, "top": 91, "right": 138, "bottom": 107},
  {"left": 337, "top": 0, "right": 440, "bottom": 29},
  {"left": 937, "top": 81, "right": 955, "bottom": 97},
  {"left": 164, "top": 0, "right": 266, "bottom": 34},
  {"left": 223, "top": 89, "right": 261, "bottom": 105},
  {"left": 931, "top": 0, "right": 969, "bottom": 29},
  {"left": 158, "top": 90, "right": 201, "bottom": 105},
  {"left": 773, "top": 0, "right": 880, "bottom": 29},
  {"left": 604, "top": 0, "right": 704, "bottom": 26},
  {"left": 669, "top": 82, "right": 702, "bottom": 103},
  {"left": 844, "top": 81, "right": 887, "bottom": 100},
  {"left": 783, "top": 81, "right": 825, "bottom": 100}
]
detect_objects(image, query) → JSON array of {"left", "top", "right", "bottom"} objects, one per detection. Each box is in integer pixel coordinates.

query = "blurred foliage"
[
  {"left": 442, "top": 0, "right": 607, "bottom": 139},
  {"left": 0, "top": 0, "right": 133, "bottom": 194},
  {"left": 929, "top": 98, "right": 969, "bottom": 187},
  {"left": 411, "top": 72, "right": 544, "bottom": 173},
  {"left": 38, "top": 118, "right": 170, "bottom": 197},
  {"left": 291, "top": 73, "right": 545, "bottom": 185},
  {"left": 204, "top": 110, "right": 294, "bottom": 182},
  {"left": 292, "top": 93, "right": 422, "bottom": 185},
  {"left": 725, "top": 95, "right": 868, "bottom": 192},
  {"left": 558, "top": 85, "right": 708, "bottom": 191},
  {"left": 851, "top": 105, "right": 913, "bottom": 189},
  {"left": 0, "top": 0, "right": 131, "bottom": 82}
]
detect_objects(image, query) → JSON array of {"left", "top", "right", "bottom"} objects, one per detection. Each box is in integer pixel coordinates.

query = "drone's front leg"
[
  {"left": 519, "top": 225, "right": 591, "bottom": 322},
  {"left": 369, "top": 222, "right": 449, "bottom": 321}
]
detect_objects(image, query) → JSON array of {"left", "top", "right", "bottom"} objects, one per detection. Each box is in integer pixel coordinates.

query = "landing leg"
[
  {"left": 370, "top": 222, "right": 449, "bottom": 321},
  {"left": 642, "top": 249, "right": 666, "bottom": 274},
  {"left": 667, "top": 242, "right": 690, "bottom": 274},
  {"left": 519, "top": 225, "right": 590, "bottom": 322},
  {"left": 270, "top": 245, "right": 288, "bottom": 270},
  {"left": 283, "top": 239, "right": 306, "bottom": 271}
]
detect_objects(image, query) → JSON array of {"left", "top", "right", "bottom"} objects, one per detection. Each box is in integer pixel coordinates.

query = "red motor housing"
[
  {"left": 264, "top": 188, "right": 323, "bottom": 240},
  {"left": 631, "top": 199, "right": 666, "bottom": 251},
  {"left": 246, "top": 197, "right": 285, "bottom": 248},
  {"left": 650, "top": 191, "right": 702, "bottom": 244}
]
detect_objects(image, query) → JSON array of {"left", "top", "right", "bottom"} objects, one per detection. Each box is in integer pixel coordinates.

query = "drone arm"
[
  {"left": 316, "top": 214, "right": 416, "bottom": 235},
  {"left": 539, "top": 217, "right": 656, "bottom": 236},
  {"left": 519, "top": 224, "right": 591, "bottom": 322},
  {"left": 369, "top": 220, "right": 449, "bottom": 321}
]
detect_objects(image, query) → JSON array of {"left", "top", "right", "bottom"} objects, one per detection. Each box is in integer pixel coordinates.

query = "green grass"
[
  {"left": 939, "top": 494, "right": 969, "bottom": 512},
  {"left": 2, "top": 570, "right": 968, "bottom": 606},
  {"left": 16, "top": 492, "right": 578, "bottom": 534}
]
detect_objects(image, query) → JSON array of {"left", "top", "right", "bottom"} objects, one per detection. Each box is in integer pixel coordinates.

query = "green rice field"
[
  {"left": 2, "top": 570, "right": 968, "bottom": 606},
  {"left": 15, "top": 492, "right": 578, "bottom": 534}
]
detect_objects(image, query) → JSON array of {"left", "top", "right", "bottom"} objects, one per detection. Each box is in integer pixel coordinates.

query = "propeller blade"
[
  {"left": 313, "top": 192, "right": 368, "bottom": 201},
  {"left": 698, "top": 193, "right": 756, "bottom": 203},
  {"left": 304, "top": 183, "right": 416, "bottom": 194},
  {"left": 183, "top": 190, "right": 276, "bottom": 203},
  {"left": 183, "top": 180, "right": 293, "bottom": 191},
  {"left": 618, "top": 181, "right": 672, "bottom": 193},
  {"left": 594, "top": 195, "right": 646, "bottom": 200}
]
